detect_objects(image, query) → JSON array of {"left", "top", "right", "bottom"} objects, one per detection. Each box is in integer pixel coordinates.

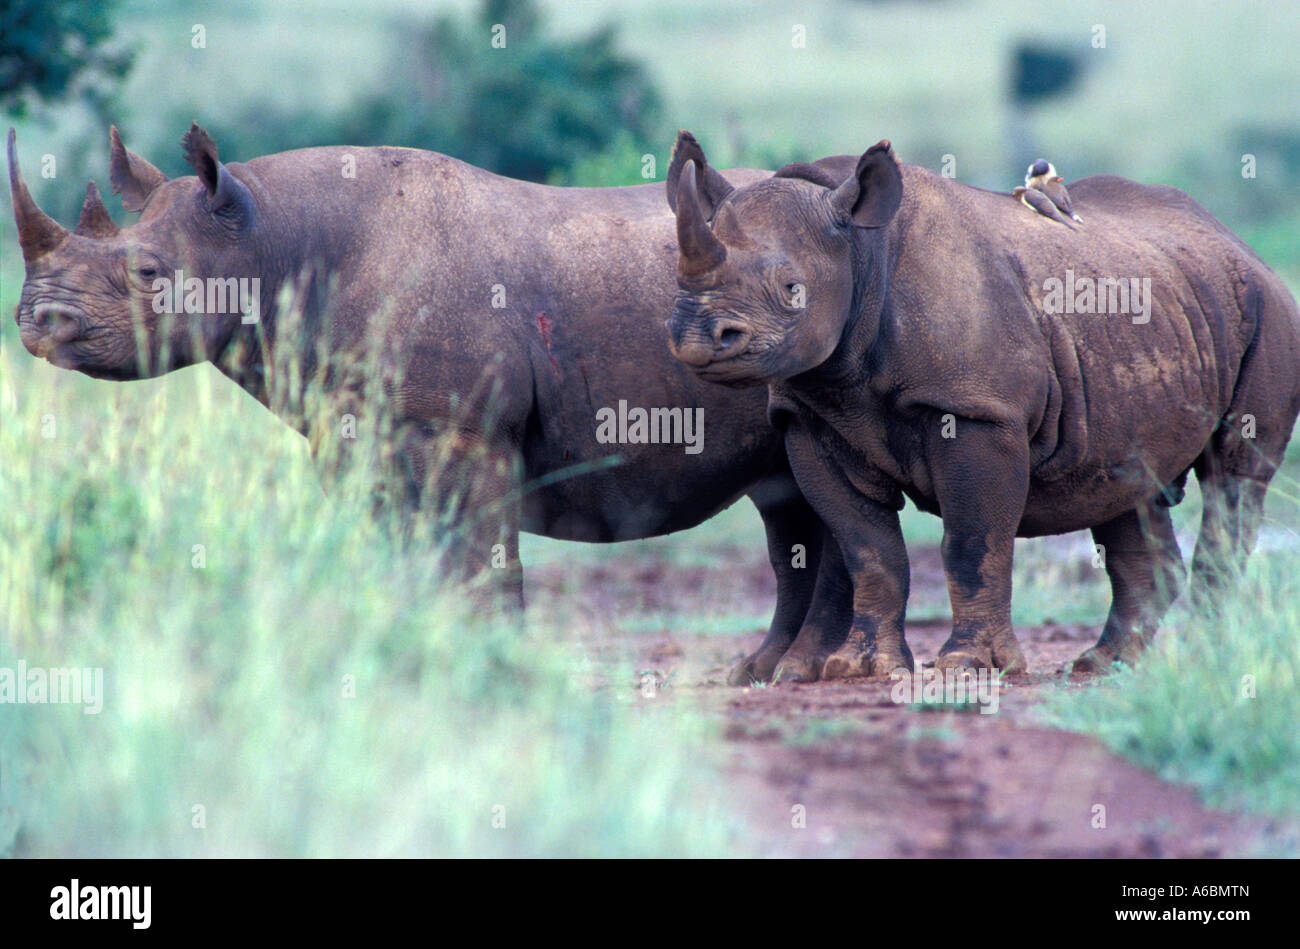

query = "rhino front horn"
[
  {"left": 675, "top": 159, "right": 727, "bottom": 280},
  {"left": 8, "top": 128, "right": 70, "bottom": 264},
  {"left": 75, "top": 181, "right": 120, "bottom": 238}
]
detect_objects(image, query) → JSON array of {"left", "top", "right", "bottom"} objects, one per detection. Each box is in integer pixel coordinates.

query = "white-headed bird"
[{"left": 1025, "top": 158, "right": 1082, "bottom": 223}]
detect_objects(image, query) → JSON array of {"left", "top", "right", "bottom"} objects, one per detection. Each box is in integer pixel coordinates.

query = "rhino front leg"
[
  {"left": 784, "top": 423, "right": 912, "bottom": 679},
  {"left": 931, "top": 420, "right": 1028, "bottom": 674},
  {"left": 1073, "top": 502, "right": 1185, "bottom": 674},
  {"left": 400, "top": 422, "right": 525, "bottom": 611},
  {"left": 822, "top": 515, "right": 912, "bottom": 679},
  {"left": 307, "top": 408, "right": 524, "bottom": 609},
  {"left": 731, "top": 478, "right": 824, "bottom": 685}
]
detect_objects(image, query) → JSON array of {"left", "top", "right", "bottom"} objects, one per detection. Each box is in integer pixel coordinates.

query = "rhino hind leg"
[
  {"left": 1072, "top": 503, "right": 1185, "bottom": 675},
  {"left": 771, "top": 532, "right": 855, "bottom": 683},
  {"left": 730, "top": 482, "right": 825, "bottom": 684},
  {"left": 1189, "top": 449, "right": 1273, "bottom": 616},
  {"left": 1190, "top": 286, "right": 1300, "bottom": 610}
]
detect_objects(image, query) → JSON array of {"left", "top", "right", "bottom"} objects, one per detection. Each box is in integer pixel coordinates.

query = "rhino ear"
[
  {"left": 829, "top": 139, "right": 903, "bottom": 229},
  {"left": 182, "top": 122, "right": 253, "bottom": 225},
  {"left": 109, "top": 126, "right": 169, "bottom": 213},
  {"left": 666, "top": 130, "right": 733, "bottom": 218}
]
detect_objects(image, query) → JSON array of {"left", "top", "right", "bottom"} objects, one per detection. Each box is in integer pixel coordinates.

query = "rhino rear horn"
[
  {"left": 8, "top": 128, "right": 69, "bottom": 264},
  {"left": 666, "top": 130, "right": 733, "bottom": 217},
  {"left": 675, "top": 159, "right": 727, "bottom": 280},
  {"left": 75, "top": 181, "right": 120, "bottom": 238},
  {"left": 109, "top": 126, "right": 169, "bottom": 212},
  {"left": 182, "top": 122, "right": 252, "bottom": 220}
]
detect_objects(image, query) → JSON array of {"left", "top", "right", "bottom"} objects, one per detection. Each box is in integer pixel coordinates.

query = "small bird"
[
  {"left": 1024, "top": 158, "right": 1053, "bottom": 189},
  {"left": 1013, "top": 186, "right": 1076, "bottom": 230},
  {"left": 1025, "top": 158, "right": 1082, "bottom": 223}
]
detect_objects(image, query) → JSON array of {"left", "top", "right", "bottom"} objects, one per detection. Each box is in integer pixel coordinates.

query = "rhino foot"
[
  {"left": 935, "top": 647, "right": 991, "bottom": 672},
  {"left": 1070, "top": 647, "right": 1120, "bottom": 676},
  {"left": 1072, "top": 625, "right": 1153, "bottom": 676},
  {"left": 821, "top": 643, "right": 913, "bottom": 680},
  {"left": 727, "top": 648, "right": 784, "bottom": 686},
  {"left": 1070, "top": 642, "right": 1143, "bottom": 676},
  {"left": 771, "top": 652, "right": 822, "bottom": 684},
  {"left": 936, "top": 633, "right": 1027, "bottom": 674},
  {"left": 993, "top": 634, "right": 1028, "bottom": 674}
]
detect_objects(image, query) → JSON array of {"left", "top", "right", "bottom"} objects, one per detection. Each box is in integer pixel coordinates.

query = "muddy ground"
[{"left": 528, "top": 543, "right": 1287, "bottom": 857}]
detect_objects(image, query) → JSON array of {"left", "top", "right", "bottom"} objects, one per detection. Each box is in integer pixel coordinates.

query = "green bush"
[{"left": 153, "top": 0, "right": 664, "bottom": 186}]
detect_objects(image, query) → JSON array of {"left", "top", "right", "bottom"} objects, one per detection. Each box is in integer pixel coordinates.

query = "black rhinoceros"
[
  {"left": 665, "top": 130, "right": 1300, "bottom": 678},
  {"left": 8, "top": 124, "right": 846, "bottom": 682}
]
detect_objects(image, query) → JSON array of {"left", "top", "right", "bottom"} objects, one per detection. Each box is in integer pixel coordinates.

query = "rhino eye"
[{"left": 138, "top": 266, "right": 158, "bottom": 279}]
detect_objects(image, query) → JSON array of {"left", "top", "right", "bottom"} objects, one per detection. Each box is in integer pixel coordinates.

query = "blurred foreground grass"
[
  {"left": 0, "top": 325, "right": 746, "bottom": 856},
  {"left": 1038, "top": 463, "right": 1300, "bottom": 826},
  {"left": 3, "top": 271, "right": 1299, "bottom": 853},
  {"left": 1038, "top": 541, "right": 1300, "bottom": 828}
]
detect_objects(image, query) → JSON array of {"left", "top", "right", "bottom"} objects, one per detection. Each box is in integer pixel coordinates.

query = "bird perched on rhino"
[
  {"left": 1012, "top": 185, "right": 1076, "bottom": 230},
  {"left": 1025, "top": 158, "right": 1083, "bottom": 222}
]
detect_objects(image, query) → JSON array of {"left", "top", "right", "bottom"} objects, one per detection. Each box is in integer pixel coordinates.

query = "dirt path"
[{"left": 527, "top": 544, "right": 1279, "bottom": 857}]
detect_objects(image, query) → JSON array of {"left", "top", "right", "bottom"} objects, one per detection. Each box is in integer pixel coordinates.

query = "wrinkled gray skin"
[
  {"left": 10, "top": 124, "right": 846, "bottom": 682},
  {"left": 666, "top": 130, "right": 1300, "bottom": 678}
]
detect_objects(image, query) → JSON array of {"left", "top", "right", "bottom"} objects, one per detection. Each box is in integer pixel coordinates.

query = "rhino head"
[
  {"left": 664, "top": 131, "right": 903, "bottom": 386},
  {"left": 9, "top": 124, "right": 263, "bottom": 379}
]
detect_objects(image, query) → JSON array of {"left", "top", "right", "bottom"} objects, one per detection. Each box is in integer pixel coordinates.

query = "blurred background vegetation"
[
  {"left": 5, "top": 0, "right": 1300, "bottom": 279},
  {"left": 3, "top": 0, "right": 1299, "bottom": 855}
]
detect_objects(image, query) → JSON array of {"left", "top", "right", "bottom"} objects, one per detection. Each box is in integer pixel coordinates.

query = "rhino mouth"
[
  {"left": 42, "top": 342, "right": 140, "bottom": 379},
  {"left": 667, "top": 324, "right": 770, "bottom": 388},
  {"left": 690, "top": 355, "right": 769, "bottom": 388},
  {"left": 18, "top": 312, "right": 138, "bottom": 379}
]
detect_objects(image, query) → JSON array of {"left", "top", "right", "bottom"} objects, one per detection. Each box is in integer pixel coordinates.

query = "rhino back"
[
  {"left": 874, "top": 165, "right": 1300, "bottom": 531},
  {"left": 241, "top": 147, "right": 781, "bottom": 539}
]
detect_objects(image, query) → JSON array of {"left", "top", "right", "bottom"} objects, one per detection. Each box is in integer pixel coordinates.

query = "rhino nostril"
[
  {"left": 711, "top": 320, "right": 750, "bottom": 358},
  {"left": 33, "top": 303, "right": 85, "bottom": 344}
]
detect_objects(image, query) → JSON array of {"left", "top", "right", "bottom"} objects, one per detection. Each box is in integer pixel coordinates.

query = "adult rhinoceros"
[
  {"left": 8, "top": 124, "right": 846, "bottom": 681},
  {"left": 665, "top": 131, "right": 1300, "bottom": 678}
]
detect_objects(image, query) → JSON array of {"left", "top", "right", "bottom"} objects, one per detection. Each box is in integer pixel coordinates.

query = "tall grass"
[
  {"left": 0, "top": 321, "right": 745, "bottom": 857},
  {"left": 1039, "top": 464, "right": 1300, "bottom": 826}
]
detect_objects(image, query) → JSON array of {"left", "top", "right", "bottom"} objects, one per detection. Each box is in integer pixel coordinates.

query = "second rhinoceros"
[
  {"left": 9, "top": 124, "right": 846, "bottom": 681},
  {"left": 666, "top": 130, "right": 1300, "bottom": 677}
]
